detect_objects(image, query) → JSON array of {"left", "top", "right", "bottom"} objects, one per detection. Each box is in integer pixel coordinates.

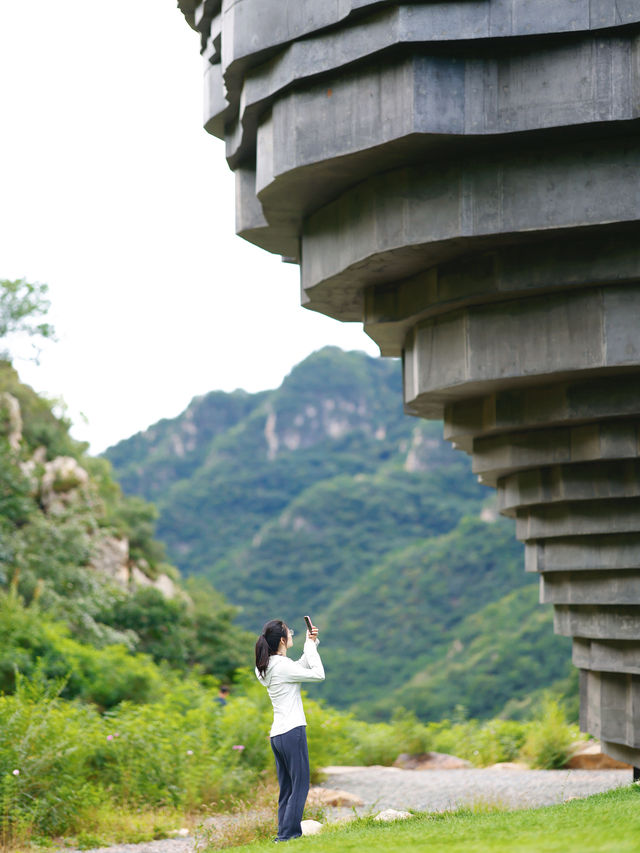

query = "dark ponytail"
[{"left": 255, "top": 619, "right": 289, "bottom": 678}]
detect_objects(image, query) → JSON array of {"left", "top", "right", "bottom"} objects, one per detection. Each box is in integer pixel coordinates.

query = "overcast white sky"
[{"left": 0, "top": 1, "right": 379, "bottom": 453}]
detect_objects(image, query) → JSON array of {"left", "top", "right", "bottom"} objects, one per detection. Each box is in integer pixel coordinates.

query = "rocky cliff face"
[{"left": 1, "top": 392, "right": 177, "bottom": 600}]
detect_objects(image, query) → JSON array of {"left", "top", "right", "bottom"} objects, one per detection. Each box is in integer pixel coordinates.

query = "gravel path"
[
  {"left": 323, "top": 765, "right": 633, "bottom": 813},
  {"left": 59, "top": 766, "right": 633, "bottom": 852}
]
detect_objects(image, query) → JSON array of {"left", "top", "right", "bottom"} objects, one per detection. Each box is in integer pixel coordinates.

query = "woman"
[{"left": 255, "top": 619, "right": 325, "bottom": 842}]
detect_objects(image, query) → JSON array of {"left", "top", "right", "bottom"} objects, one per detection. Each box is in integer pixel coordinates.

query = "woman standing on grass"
[{"left": 255, "top": 618, "right": 325, "bottom": 842}]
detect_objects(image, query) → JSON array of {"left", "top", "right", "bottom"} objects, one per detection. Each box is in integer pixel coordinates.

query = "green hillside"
[
  {"left": 105, "top": 347, "right": 576, "bottom": 721},
  {"left": 362, "top": 582, "right": 573, "bottom": 721},
  {"left": 0, "top": 358, "right": 252, "bottom": 692}
]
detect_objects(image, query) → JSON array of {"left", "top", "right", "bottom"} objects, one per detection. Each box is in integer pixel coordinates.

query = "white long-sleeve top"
[{"left": 256, "top": 638, "right": 325, "bottom": 737}]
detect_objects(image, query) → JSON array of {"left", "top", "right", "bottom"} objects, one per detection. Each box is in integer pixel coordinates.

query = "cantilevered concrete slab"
[{"left": 179, "top": 0, "right": 640, "bottom": 764}]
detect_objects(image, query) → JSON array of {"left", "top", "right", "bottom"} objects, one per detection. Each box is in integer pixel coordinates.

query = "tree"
[{"left": 0, "top": 278, "right": 55, "bottom": 361}]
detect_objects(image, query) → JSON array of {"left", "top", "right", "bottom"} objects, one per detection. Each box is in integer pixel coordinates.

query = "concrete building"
[{"left": 178, "top": 0, "right": 640, "bottom": 765}]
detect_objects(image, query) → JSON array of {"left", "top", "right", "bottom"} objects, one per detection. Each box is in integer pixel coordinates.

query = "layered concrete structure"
[{"left": 179, "top": 0, "right": 640, "bottom": 763}]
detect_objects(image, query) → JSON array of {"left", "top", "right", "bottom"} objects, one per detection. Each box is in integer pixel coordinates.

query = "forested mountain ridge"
[
  {"left": 107, "top": 349, "right": 481, "bottom": 577},
  {"left": 106, "top": 347, "right": 575, "bottom": 720}
]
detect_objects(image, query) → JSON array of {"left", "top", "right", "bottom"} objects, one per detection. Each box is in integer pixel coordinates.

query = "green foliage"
[
  {"left": 425, "top": 716, "right": 528, "bottom": 766},
  {"left": 0, "top": 676, "right": 103, "bottom": 839},
  {"left": 213, "top": 469, "right": 484, "bottom": 633},
  {"left": 520, "top": 697, "right": 579, "bottom": 769},
  {"left": 320, "top": 518, "right": 540, "bottom": 715},
  {"left": 0, "top": 279, "right": 55, "bottom": 365},
  {"left": 0, "top": 673, "right": 246, "bottom": 841},
  {"left": 364, "top": 584, "right": 573, "bottom": 722},
  {"left": 0, "top": 360, "right": 82, "bottom": 459},
  {"left": 1, "top": 506, "right": 133, "bottom": 648},
  {"left": 0, "top": 592, "right": 161, "bottom": 706},
  {"left": 0, "top": 357, "right": 252, "bottom": 692},
  {"left": 108, "top": 495, "right": 166, "bottom": 574},
  {"left": 98, "top": 581, "right": 253, "bottom": 679},
  {"left": 304, "top": 699, "right": 361, "bottom": 776},
  {"left": 0, "top": 439, "right": 33, "bottom": 531}
]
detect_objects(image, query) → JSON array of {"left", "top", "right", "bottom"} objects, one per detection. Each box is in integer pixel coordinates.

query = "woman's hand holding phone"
[{"left": 304, "top": 615, "right": 319, "bottom": 643}]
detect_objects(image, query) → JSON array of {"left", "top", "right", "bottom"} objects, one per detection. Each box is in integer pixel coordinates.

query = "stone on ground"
[
  {"left": 307, "top": 787, "right": 364, "bottom": 807},
  {"left": 394, "top": 752, "right": 471, "bottom": 770},
  {"left": 487, "top": 762, "right": 529, "bottom": 771},
  {"left": 374, "top": 809, "right": 413, "bottom": 822},
  {"left": 565, "top": 742, "right": 632, "bottom": 770},
  {"left": 300, "top": 820, "right": 323, "bottom": 835}
]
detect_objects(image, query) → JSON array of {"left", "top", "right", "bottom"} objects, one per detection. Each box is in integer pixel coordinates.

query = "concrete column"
[{"left": 179, "top": 0, "right": 640, "bottom": 762}]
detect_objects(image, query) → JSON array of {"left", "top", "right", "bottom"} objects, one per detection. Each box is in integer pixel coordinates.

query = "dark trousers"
[{"left": 270, "top": 725, "right": 310, "bottom": 840}]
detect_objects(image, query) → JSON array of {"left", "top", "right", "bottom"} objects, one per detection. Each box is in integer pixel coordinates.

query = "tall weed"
[{"left": 520, "top": 696, "right": 578, "bottom": 769}]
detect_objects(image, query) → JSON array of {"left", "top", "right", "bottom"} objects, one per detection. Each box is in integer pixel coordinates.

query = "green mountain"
[{"left": 105, "top": 347, "right": 575, "bottom": 720}]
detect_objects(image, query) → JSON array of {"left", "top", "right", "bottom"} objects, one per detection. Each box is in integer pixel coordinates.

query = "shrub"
[
  {"left": 305, "top": 698, "right": 359, "bottom": 776},
  {"left": 0, "top": 676, "right": 104, "bottom": 841},
  {"left": 0, "top": 593, "right": 164, "bottom": 707},
  {"left": 426, "top": 717, "right": 529, "bottom": 767},
  {"left": 346, "top": 720, "right": 400, "bottom": 766},
  {"left": 520, "top": 696, "right": 578, "bottom": 769}
]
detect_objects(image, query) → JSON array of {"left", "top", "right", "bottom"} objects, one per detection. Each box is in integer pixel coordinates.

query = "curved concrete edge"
[
  {"left": 301, "top": 143, "right": 640, "bottom": 301},
  {"left": 526, "top": 535, "right": 640, "bottom": 574},
  {"left": 498, "top": 461, "right": 640, "bottom": 516},
  {"left": 369, "top": 235, "right": 640, "bottom": 358},
  {"left": 235, "top": 168, "right": 300, "bottom": 260},
  {"left": 214, "top": 0, "right": 640, "bottom": 114},
  {"left": 178, "top": 0, "right": 199, "bottom": 29},
  {"left": 517, "top": 499, "right": 640, "bottom": 541},
  {"left": 250, "top": 38, "right": 639, "bottom": 193},
  {"left": 404, "top": 288, "right": 640, "bottom": 417},
  {"left": 471, "top": 420, "right": 640, "bottom": 482},
  {"left": 219, "top": 18, "right": 640, "bottom": 166},
  {"left": 186, "top": 0, "right": 221, "bottom": 52},
  {"left": 600, "top": 739, "right": 640, "bottom": 767},
  {"left": 555, "top": 605, "right": 640, "bottom": 640},
  {"left": 541, "top": 571, "right": 640, "bottom": 606},
  {"left": 201, "top": 13, "right": 223, "bottom": 67},
  {"left": 444, "top": 372, "right": 640, "bottom": 451},
  {"left": 203, "top": 62, "right": 230, "bottom": 139},
  {"left": 574, "top": 638, "right": 640, "bottom": 675},
  {"left": 221, "top": 6, "right": 408, "bottom": 163},
  {"left": 580, "top": 669, "right": 640, "bottom": 752}
]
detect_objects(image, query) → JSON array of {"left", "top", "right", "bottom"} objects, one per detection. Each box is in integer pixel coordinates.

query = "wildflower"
[
  {"left": 12, "top": 769, "right": 19, "bottom": 776},
  {"left": 107, "top": 734, "right": 114, "bottom": 741},
  {"left": 232, "top": 744, "right": 245, "bottom": 751},
  {"left": 186, "top": 750, "right": 194, "bottom": 756}
]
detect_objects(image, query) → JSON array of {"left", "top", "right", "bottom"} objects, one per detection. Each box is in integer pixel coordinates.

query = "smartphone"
[{"left": 304, "top": 615, "right": 313, "bottom": 632}]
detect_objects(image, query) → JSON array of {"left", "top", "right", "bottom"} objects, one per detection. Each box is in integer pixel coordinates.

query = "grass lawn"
[{"left": 225, "top": 786, "right": 639, "bottom": 853}]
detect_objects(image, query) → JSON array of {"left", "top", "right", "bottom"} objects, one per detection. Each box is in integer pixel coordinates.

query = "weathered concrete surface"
[{"left": 179, "top": 1, "right": 640, "bottom": 764}]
